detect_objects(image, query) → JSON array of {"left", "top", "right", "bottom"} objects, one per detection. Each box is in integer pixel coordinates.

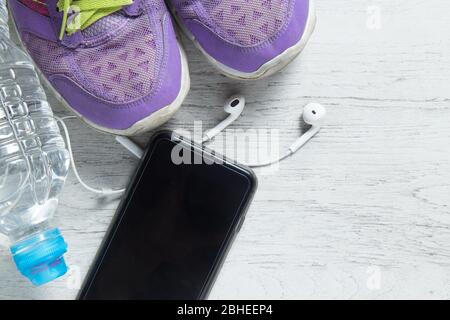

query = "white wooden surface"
[{"left": 1, "top": 0, "right": 450, "bottom": 299}]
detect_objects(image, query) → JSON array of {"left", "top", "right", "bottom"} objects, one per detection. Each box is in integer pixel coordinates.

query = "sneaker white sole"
[
  {"left": 170, "top": 0, "right": 316, "bottom": 80},
  {"left": 10, "top": 10, "right": 191, "bottom": 136}
]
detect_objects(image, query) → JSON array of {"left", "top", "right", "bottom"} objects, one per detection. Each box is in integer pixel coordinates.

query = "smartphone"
[{"left": 78, "top": 131, "right": 257, "bottom": 300}]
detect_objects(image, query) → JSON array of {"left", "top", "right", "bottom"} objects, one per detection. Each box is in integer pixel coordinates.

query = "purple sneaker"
[
  {"left": 169, "top": 0, "right": 316, "bottom": 80},
  {"left": 8, "top": 0, "right": 190, "bottom": 135}
]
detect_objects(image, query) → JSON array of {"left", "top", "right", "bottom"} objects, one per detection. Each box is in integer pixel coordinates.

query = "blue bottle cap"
[{"left": 10, "top": 228, "right": 68, "bottom": 286}]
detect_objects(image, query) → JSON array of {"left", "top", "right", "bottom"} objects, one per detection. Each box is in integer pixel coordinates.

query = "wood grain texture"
[{"left": 1, "top": 0, "right": 450, "bottom": 299}]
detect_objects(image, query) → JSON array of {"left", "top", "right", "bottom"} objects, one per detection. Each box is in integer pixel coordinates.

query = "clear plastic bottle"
[{"left": 0, "top": 0, "right": 70, "bottom": 286}]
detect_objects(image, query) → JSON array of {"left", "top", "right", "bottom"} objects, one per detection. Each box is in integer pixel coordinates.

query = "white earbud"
[
  {"left": 288, "top": 102, "right": 326, "bottom": 153},
  {"left": 202, "top": 95, "right": 245, "bottom": 142},
  {"left": 116, "top": 98, "right": 327, "bottom": 169}
]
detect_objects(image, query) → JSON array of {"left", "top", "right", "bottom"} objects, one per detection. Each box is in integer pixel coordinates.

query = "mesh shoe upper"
[
  {"left": 21, "top": 3, "right": 162, "bottom": 104},
  {"left": 173, "top": 0, "right": 293, "bottom": 47},
  {"left": 171, "top": 0, "right": 310, "bottom": 74},
  {"left": 10, "top": 0, "right": 185, "bottom": 132}
]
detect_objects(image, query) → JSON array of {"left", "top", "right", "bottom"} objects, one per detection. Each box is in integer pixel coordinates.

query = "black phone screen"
[{"left": 79, "top": 133, "right": 256, "bottom": 300}]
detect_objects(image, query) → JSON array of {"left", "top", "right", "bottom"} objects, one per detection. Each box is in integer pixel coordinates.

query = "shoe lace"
[{"left": 57, "top": 0, "right": 133, "bottom": 40}]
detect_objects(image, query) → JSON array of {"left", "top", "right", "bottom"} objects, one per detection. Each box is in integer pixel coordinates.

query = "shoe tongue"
[
  {"left": 201, "top": 0, "right": 224, "bottom": 11},
  {"left": 81, "top": 11, "right": 127, "bottom": 38},
  {"left": 20, "top": 0, "right": 129, "bottom": 40}
]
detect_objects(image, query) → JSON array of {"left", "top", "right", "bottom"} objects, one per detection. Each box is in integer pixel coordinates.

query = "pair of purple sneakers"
[{"left": 9, "top": 0, "right": 316, "bottom": 135}]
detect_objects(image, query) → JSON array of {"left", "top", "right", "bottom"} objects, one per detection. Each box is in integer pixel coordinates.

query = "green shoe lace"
[{"left": 57, "top": 0, "right": 133, "bottom": 40}]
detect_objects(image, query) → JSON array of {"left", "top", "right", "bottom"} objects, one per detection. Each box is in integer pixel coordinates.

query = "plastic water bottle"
[{"left": 0, "top": 0, "right": 70, "bottom": 286}]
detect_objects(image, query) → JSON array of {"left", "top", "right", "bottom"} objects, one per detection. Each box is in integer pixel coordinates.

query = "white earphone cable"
[
  {"left": 54, "top": 116, "right": 125, "bottom": 195},
  {"left": 115, "top": 135, "right": 293, "bottom": 168},
  {"left": 53, "top": 97, "right": 324, "bottom": 192}
]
